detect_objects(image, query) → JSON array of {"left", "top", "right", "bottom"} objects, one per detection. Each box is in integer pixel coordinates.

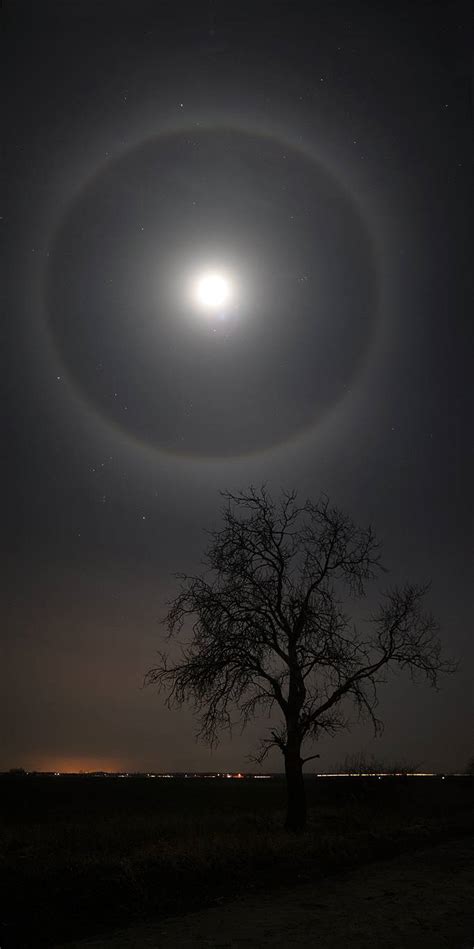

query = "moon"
[
  {"left": 193, "top": 271, "right": 232, "bottom": 310},
  {"left": 47, "top": 128, "right": 377, "bottom": 457}
]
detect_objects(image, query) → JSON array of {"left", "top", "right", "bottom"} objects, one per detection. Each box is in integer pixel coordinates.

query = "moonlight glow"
[{"left": 194, "top": 271, "right": 232, "bottom": 310}]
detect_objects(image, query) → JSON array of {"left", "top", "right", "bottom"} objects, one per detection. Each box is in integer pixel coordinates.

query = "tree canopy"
[{"left": 146, "top": 487, "right": 452, "bottom": 829}]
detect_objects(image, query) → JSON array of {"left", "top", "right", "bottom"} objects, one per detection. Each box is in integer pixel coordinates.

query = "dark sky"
[{"left": 3, "top": 0, "right": 472, "bottom": 774}]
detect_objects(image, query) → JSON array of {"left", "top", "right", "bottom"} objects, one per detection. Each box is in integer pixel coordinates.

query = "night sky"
[{"left": 3, "top": 1, "right": 472, "bottom": 774}]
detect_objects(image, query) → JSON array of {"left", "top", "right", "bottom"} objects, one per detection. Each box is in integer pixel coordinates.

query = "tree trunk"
[{"left": 284, "top": 747, "right": 306, "bottom": 832}]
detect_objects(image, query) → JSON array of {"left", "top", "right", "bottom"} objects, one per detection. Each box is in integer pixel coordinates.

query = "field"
[{"left": 1, "top": 774, "right": 473, "bottom": 947}]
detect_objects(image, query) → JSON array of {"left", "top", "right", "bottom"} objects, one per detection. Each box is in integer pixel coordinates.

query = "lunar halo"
[{"left": 45, "top": 120, "right": 377, "bottom": 460}]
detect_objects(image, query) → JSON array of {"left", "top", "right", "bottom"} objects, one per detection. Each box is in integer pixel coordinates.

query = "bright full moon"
[{"left": 194, "top": 272, "right": 232, "bottom": 310}]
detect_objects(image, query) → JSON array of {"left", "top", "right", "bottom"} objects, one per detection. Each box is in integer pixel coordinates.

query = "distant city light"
[
  {"left": 315, "top": 772, "right": 438, "bottom": 778},
  {"left": 5, "top": 770, "right": 459, "bottom": 779}
]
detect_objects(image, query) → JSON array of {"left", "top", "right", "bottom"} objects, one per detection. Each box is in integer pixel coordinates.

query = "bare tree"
[{"left": 146, "top": 487, "right": 452, "bottom": 831}]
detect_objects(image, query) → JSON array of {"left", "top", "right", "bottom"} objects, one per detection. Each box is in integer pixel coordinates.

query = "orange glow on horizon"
[{"left": 30, "top": 755, "right": 126, "bottom": 774}]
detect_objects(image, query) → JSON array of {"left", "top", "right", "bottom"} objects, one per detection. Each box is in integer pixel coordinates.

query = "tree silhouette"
[{"left": 146, "top": 486, "right": 452, "bottom": 831}]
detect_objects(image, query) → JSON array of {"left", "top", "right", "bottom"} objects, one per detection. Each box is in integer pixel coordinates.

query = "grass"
[{"left": 1, "top": 774, "right": 473, "bottom": 947}]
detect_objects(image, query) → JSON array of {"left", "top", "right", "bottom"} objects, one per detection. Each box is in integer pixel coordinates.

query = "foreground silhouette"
[{"left": 147, "top": 487, "right": 452, "bottom": 831}]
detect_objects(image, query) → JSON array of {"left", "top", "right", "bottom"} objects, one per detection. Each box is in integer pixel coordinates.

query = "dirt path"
[{"left": 61, "top": 837, "right": 474, "bottom": 948}]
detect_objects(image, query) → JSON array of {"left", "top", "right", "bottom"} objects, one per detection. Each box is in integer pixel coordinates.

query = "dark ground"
[
  {"left": 59, "top": 836, "right": 474, "bottom": 948},
  {"left": 1, "top": 774, "right": 473, "bottom": 947}
]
